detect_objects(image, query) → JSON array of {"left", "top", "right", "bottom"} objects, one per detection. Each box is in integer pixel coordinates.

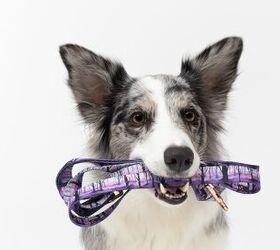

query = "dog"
[{"left": 59, "top": 36, "right": 243, "bottom": 250}]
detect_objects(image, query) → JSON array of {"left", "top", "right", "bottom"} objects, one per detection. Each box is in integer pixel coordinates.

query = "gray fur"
[
  {"left": 205, "top": 211, "right": 229, "bottom": 236},
  {"left": 60, "top": 36, "right": 243, "bottom": 249},
  {"left": 81, "top": 226, "right": 107, "bottom": 250}
]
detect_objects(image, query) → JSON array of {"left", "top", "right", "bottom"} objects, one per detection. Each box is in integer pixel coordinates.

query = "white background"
[{"left": 1, "top": 1, "right": 279, "bottom": 249}]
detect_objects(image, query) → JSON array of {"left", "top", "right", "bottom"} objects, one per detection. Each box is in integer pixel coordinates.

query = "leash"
[{"left": 56, "top": 159, "right": 260, "bottom": 227}]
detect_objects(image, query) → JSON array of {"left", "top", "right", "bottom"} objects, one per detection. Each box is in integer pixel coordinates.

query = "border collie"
[{"left": 60, "top": 36, "right": 243, "bottom": 250}]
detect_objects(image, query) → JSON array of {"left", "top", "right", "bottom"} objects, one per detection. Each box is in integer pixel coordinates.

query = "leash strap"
[{"left": 56, "top": 159, "right": 260, "bottom": 227}]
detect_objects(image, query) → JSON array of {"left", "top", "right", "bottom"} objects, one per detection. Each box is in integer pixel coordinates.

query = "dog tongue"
[{"left": 165, "top": 186, "right": 178, "bottom": 193}]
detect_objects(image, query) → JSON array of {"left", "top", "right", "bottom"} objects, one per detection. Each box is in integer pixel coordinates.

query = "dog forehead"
[
  {"left": 129, "top": 75, "right": 193, "bottom": 107},
  {"left": 138, "top": 76, "right": 165, "bottom": 98}
]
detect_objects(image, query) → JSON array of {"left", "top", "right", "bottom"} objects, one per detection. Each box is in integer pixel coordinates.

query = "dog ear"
[
  {"left": 181, "top": 37, "right": 243, "bottom": 105},
  {"left": 59, "top": 44, "right": 130, "bottom": 123},
  {"left": 180, "top": 37, "right": 243, "bottom": 127}
]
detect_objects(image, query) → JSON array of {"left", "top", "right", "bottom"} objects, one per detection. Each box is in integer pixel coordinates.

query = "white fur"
[
  {"left": 100, "top": 190, "right": 226, "bottom": 250},
  {"left": 84, "top": 76, "right": 227, "bottom": 249},
  {"left": 130, "top": 77, "right": 200, "bottom": 177}
]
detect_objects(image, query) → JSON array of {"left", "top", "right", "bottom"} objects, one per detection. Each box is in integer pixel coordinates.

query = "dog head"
[{"left": 60, "top": 37, "right": 243, "bottom": 205}]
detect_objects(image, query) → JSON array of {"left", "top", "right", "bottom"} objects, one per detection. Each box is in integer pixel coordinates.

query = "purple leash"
[{"left": 56, "top": 159, "right": 261, "bottom": 227}]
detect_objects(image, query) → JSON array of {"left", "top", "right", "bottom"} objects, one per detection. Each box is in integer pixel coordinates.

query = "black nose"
[{"left": 164, "top": 146, "right": 194, "bottom": 172}]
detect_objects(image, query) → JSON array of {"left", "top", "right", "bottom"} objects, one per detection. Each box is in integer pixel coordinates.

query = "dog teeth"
[
  {"left": 164, "top": 192, "right": 185, "bottom": 199},
  {"left": 157, "top": 182, "right": 189, "bottom": 200},
  {"left": 180, "top": 183, "right": 190, "bottom": 193},
  {"left": 160, "top": 183, "right": 167, "bottom": 194}
]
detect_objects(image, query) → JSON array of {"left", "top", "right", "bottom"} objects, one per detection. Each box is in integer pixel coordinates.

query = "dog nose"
[{"left": 164, "top": 146, "right": 194, "bottom": 172}]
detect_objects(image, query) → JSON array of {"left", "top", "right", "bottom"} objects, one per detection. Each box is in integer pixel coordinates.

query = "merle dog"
[{"left": 60, "top": 37, "right": 243, "bottom": 250}]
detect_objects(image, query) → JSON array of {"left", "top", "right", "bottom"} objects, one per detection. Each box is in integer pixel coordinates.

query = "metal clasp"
[{"left": 205, "top": 184, "right": 229, "bottom": 211}]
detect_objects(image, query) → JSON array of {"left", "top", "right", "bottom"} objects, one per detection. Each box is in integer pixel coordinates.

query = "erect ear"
[
  {"left": 180, "top": 37, "right": 243, "bottom": 118},
  {"left": 59, "top": 44, "right": 130, "bottom": 123}
]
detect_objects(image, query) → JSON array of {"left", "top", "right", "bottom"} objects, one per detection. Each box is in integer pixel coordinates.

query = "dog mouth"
[{"left": 155, "top": 182, "right": 190, "bottom": 205}]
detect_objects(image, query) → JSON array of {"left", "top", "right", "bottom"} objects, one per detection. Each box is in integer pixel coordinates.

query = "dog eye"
[
  {"left": 182, "top": 109, "right": 197, "bottom": 123},
  {"left": 130, "top": 112, "right": 146, "bottom": 127}
]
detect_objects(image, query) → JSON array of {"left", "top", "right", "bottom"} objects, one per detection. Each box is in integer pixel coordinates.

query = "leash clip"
[{"left": 205, "top": 184, "right": 229, "bottom": 211}]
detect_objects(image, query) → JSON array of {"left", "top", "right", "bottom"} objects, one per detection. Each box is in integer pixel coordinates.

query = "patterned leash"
[{"left": 56, "top": 159, "right": 260, "bottom": 227}]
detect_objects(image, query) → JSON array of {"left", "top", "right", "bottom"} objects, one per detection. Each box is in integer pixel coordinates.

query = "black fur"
[
  {"left": 180, "top": 37, "right": 243, "bottom": 132},
  {"left": 59, "top": 44, "right": 134, "bottom": 153},
  {"left": 60, "top": 38, "right": 243, "bottom": 250},
  {"left": 166, "top": 84, "right": 190, "bottom": 94},
  {"left": 59, "top": 37, "right": 243, "bottom": 160},
  {"left": 98, "top": 80, "right": 135, "bottom": 153}
]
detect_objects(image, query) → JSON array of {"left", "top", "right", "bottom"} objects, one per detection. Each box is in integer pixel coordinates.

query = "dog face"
[
  {"left": 60, "top": 37, "right": 243, "bottom": 205},
  {"left": 113, "top": 75, "right": 204, "bottom": 178}
]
